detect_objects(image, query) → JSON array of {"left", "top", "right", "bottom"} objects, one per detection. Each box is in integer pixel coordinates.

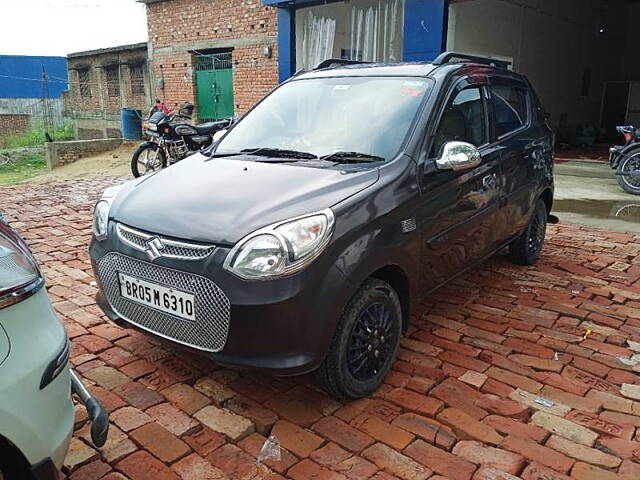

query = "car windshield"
[{"left": 215, "top": 76, "right": 432, "bottom": 161}]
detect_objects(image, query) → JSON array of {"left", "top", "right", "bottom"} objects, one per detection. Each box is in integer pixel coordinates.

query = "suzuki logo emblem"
[{"left": 145, "top": 237, "right": 165, "bottom": 262}]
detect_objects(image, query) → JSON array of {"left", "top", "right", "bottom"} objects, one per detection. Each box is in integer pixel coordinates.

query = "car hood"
[{"left": 111, "top": 152, "right": 379, "bottom": 244}]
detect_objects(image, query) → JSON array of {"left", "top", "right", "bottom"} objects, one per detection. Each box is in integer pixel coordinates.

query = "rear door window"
[{"left": 490, "top": 84, "right": 529, "bottom": 137}]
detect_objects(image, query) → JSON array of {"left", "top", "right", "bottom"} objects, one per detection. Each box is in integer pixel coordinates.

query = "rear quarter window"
[{"left": 490, "top": 84, "right": 530, "bottom": 137}]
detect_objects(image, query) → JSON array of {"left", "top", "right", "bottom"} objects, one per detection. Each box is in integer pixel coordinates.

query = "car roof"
[
  {"left": 293, "top": 61, "right": 522, "bottom": 82},
  {"left": 295, "top": 62, "right": 438, "bottom": 80}
]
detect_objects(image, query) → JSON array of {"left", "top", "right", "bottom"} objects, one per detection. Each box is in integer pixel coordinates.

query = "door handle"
[{"left": 482, "top": 173, "right": 498, "bottom": 190}]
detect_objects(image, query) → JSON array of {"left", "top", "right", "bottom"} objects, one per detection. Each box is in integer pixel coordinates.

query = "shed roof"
[{"left": 68, "top": 42, "right": 148, "bottom": 59}]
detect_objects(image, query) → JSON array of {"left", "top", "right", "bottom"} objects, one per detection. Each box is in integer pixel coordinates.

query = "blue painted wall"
[
  {"left": 403, "top": 0, "right": 448, "bottom": 62},
  {"left": 0, "top": 55, "right": 68, "bottom": 99},
  {"left": 277, "top": 7, "right": 296, "bottom": 82},
  {"left": 263, "top": 0, "right": 447, "bottom": 81}
]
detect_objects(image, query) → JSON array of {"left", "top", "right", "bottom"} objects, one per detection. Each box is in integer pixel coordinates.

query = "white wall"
[{"left": 447, "top": 0, "right": 629, "bottom": 130}]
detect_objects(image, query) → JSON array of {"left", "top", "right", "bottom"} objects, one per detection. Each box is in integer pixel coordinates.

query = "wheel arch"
[
  {"left": 368, "top": 264, "right": 411, "bottom": 332},
  {"left": 539, "top": 187, "right": 553, "bottom": 214}
]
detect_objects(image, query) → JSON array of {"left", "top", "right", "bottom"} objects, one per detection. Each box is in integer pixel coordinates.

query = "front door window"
[{"left": 433, "top": 87, "right": 487, "bottom": 156}]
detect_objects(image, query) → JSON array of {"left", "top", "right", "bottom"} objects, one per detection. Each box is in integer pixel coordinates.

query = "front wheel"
[
  {"left": 616, "top": 153, "right": 640, "bottom": 195},
  {"left": 509, "top": 199, "right": 548, "bottom": 266},
  {"left": 131, "top": 143, "right": 166, "bottom": 178},
  {"left": 315, "top": 278, "right": 402, "bottom": 400}
]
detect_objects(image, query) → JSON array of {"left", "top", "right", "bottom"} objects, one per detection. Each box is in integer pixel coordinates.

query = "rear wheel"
[
  {"left": 509, "top": 199, "right": 547, "bottom": 266},
  {"left": 616, "top": 153, "right": 640, "bottom": 195},
  {"left": 315, "top": 278, "right": 402, "bottom": 400},
  {"left": 131, "top": 143, "right": 166, "bottom": 178}
]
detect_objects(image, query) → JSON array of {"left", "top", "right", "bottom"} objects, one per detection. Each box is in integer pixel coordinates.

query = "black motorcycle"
[
  {"left": 131, "top": 110, "right": 231, "bottom": 178},
  {"left": 609, "top": 125, "right": 640, "bottom": 195}
]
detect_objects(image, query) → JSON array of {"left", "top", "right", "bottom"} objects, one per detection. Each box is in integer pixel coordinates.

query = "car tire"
[
  {"left": 131, "top": 143, "right": 167, "bottom": 178},
  {"left": 616, "top": 153, "right": 640, "bottom": 195},
  {"left": 315, "top": 278, "right": 402, "bottom": 400},
  {"left": 509, "top": 198, "right": 547, "bottom": 266}
]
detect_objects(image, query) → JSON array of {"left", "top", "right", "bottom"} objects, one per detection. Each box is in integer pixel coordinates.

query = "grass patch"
[
  {"left": 0, "top": 153, "right": 47, "bottom": 185},
  {"left": 1, "top": 120, "right": 74, "bottom": 149}
]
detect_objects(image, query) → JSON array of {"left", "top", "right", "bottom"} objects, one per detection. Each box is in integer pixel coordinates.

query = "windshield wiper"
[
  {"left": 240, "top": 147, "right": 318, "bottom": 160},
  {"left": 208, "top": 151, "right": 247, "bottom": 158},
  {"left": 320, "top": 151, "right": 385, "bottom": 163}
]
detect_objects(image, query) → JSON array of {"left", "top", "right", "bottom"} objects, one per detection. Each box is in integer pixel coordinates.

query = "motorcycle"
[
  {"left": 609, "top": 125, "right": 640, "bottom": 195},
  {"left": 131, "top": 107, "right": 232, "bottom": 178}
]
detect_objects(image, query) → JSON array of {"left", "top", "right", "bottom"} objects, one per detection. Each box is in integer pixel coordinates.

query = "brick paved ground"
[{"left": 2, "top": 177, "right": 640, "bottom": 480}]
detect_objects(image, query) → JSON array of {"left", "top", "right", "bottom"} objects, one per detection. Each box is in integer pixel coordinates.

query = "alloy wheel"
[
  {"left": 527, "top": 209, "right": 546, "bottom": 256},
  {"left": 347, "top": 302, "right": 395, "bottom": 381}
]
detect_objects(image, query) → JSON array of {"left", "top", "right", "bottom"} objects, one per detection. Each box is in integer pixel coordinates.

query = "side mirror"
[
  {"left": 212, "top": 129, "right": 227, "bottom": 143},
  {"left": 436, "top": 141, "right": 481, "bottom": 171}
]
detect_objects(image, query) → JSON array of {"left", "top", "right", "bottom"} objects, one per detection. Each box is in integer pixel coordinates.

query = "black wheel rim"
[
  {"left": 347, "top": 302, "right": 395, "bottom": 381},
  {"left": 527, "top": 210, "right": 546, "bottom": 256}
]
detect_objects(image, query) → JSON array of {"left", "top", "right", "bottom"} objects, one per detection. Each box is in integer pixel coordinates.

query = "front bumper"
[{"left": 90, "top": 229, "right": 353, "bottom": 376}]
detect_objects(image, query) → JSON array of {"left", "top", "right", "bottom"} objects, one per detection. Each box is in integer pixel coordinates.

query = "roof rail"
[
  {"left": 432, "top": 52, "right": 511, "bottom": 70},
  {"left": 314, "top": 59, "right": 370, "bottom": 70}
]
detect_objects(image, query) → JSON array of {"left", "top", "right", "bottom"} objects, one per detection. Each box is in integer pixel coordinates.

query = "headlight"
[
  {"left": 92, "top": 184, "right": 124, "bottom": 241},
  {"left": 224, "top": 209, "right": 334, "bottom": 280}
]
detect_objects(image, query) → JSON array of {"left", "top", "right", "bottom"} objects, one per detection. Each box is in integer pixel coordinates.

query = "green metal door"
[{"left": 195, "top": 53, "right": 234, "bottom": 121}]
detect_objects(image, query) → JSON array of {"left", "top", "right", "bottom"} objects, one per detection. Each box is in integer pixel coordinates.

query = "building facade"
[
  {"left": 66, "top": 43, "right": 152, "bottom": 139},
  {"left": 140, "top": 0, "right": 639, "bottom": 141},
  {"left": 140, "top": 0, "right": 446, "bottom": 120},
  {"left": 143, "top": 0, "right": 279, "bottom": 121}
]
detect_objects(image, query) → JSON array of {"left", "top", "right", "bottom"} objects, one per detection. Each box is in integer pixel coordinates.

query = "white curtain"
[
  {"left": 297, "top": 0, "right": 403, "bottom": 70},
  {"left": 349, "top": 0, "right": 401, "bottom": 63},
  {"left": 299, "top": 11, "right": 337, "bottom": 70}
]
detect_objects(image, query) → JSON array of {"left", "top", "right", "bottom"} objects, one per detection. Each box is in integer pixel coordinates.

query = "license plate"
[{"left": 118, "top": 273, "right": 195, "bottom": 321}]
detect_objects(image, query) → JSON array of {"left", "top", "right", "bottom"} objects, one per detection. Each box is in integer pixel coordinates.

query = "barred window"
[
  {"left": 78, "top": 68, "right": 91, "bottom": 98},
  {"left": 130, "top": 64, "right": 145, "bottom": 96},
  {"left": 105, "top": 65, "right": 120, "bottom": 97}
]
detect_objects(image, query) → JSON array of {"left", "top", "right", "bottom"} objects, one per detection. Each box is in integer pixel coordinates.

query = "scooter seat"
[{"left": 194, "top": 120, "right": 230, "bottom": 135}]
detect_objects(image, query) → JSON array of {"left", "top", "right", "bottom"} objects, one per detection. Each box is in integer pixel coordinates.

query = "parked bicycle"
[{"left": 609, "top": 125, "right": 640, "bottom": 195}]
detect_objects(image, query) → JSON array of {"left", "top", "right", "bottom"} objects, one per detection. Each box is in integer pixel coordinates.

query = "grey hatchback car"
[{"left": 90, "top": 53, "right": 554, "bottom": 399}]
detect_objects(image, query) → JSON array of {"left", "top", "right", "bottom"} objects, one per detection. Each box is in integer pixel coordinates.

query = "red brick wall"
[
  {"left": 67, "top": 47, "right": 150, "bottom": 117},
  {"left": 0, "top": 114, "right": 30, "bottom": 140},
  {"left": 146, "top": 0, "right": 279, "bottom": 116}
]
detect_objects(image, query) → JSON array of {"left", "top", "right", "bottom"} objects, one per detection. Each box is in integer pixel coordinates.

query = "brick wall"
[
  {"left": 0, "top": 114, "right": 30, "bottom": 140},
  {"left": 67, "top": 45, "right": 151, "bottom": 139},
  {"left": 44, "top": 138, "right": 122, "bottom": 169},
  {"left": 146, "top": 0, "right": 279, "bottom": 117}
]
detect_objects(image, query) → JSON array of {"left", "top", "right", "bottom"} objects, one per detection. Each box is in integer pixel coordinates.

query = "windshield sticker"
[
  {"left": 401, "top": 86, "right": 424, "bottom": 97},
  {"left": 333, "top": 85, "right": 351, "bottom": 91},
  {"left": 401, "top": 81, "right": 426, "bottom": 97}
]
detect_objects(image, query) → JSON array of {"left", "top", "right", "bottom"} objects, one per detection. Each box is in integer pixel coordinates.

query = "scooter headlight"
[{"left": 224, "top": 209, "right": 334, "bottom": 280}]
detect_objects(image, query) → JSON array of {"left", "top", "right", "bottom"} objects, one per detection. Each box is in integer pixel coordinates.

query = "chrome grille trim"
[
  {"left": 116, "top": 223, "right": 215, "bottom": 260},
  {"left": 97, "top": 252, "right": 230, "bottom": 352}
]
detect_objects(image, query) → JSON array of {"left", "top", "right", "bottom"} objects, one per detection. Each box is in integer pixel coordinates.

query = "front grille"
[
  {"left": 116, "top": 223, "right": 215, "bottom": 260},
  {"left": 97, "top": 252, "right": 230, "bottom": 352}
]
